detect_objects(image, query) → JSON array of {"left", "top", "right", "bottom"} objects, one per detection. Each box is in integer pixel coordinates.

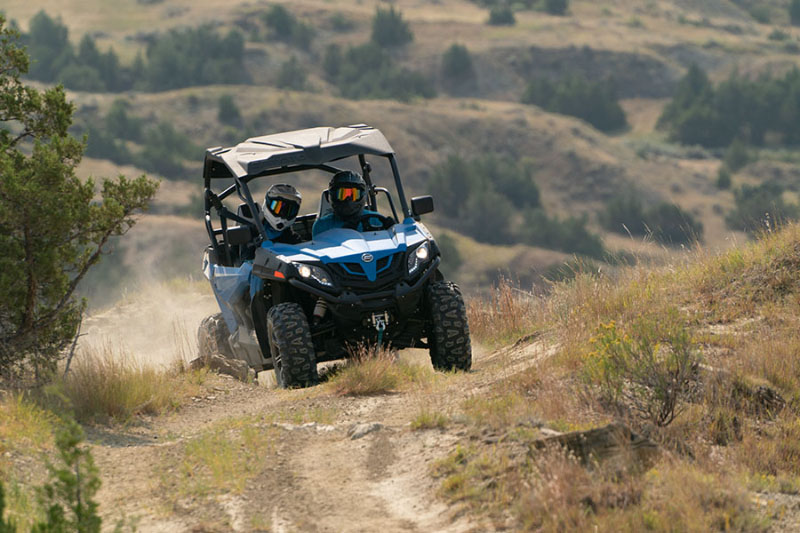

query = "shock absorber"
[{"left": 313, "top": 298, "right": 328, "bottom": 325}]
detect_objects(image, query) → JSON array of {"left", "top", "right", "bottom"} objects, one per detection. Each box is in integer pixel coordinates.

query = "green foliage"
[
  {"left": 104, "top": 99, "right": 143, "bottom": 142},
  {"left": 544, "top": 0, "right": 569, "bottom": 16},
  {"left": 133, "top": 122, "right": 199, "bottom": 178},
  {"left": 0, "top": 18, "right": 158, "bottom": 382},
  {"left": 749, "top": 6, "right": 771, "bottom": 23},
  {"left": 792, "top": 0, "right": 800, "bottom": 26},
  {"left": 0, "top": 483, "right": 17, "bottom": 533},
  {"left": 429, "top": 155, "right": 604, "bottom": 256},
  {"left": 645, "top": 202, "right": 704, "bottom": 245},
  {"left": 23, "top": 11, "right": 247, "bottom": 92},
  {"left": 716, "top": 167, "right": 732, "bottom": 190},
  {"left": 32, "top": 420, "right": 101, "bottom": 532},
  {"left": 435, "top": 232, "right": 462, "bottom": 276},
  {"left": 276, "top": 56, "right": 307, "bottom": 90},
  {"left": 601, "top": 193, "right": 703, "bottom": 245},
  {"left": 441, "top": 44, "right": 476, "bottom": 87},
  {"left": 600, "top": 193, "right": 646, "bottom": 235},
  {"left": 586, "top": 310, "right": 702, "bottom": 427},
  {"left": 726, "top": 183, "right": 799, "bottom": 234},
  {"left": 217, "top": 94, "right": 242, "bottom": 126},
  {"left": 327, "top": 43, "right": 434, "bottom": 101},
  {"left": 659, "top": 65, "right": 800, "bottom": 148},
  {"left": 488, "top": 6, "right": 516, "bottom": 26},
  {"left": 371, "top": 6, "right": 413, "bottom": 48},
  {"left": 262, "top": 5, "right": 314, "bottom": 50},
  {"left": 723, "top": 138, "right": 752, "bottom": 172},
  {"left": 143, "top": 26, "right": 247, "bottom": 90},
  {"left": 768, "top": 28, "right": 790, "bottom": 41},
  {"left": 522, "top": 75, "right": 627, "bottom": 132}
]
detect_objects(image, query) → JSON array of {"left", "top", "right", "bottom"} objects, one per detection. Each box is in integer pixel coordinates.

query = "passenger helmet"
[
  {"left": 263, "top": 183, "right": 301, "bottom": 231},
  {"left": 329, "top": 170, "right": 366, "bottom": 219}
]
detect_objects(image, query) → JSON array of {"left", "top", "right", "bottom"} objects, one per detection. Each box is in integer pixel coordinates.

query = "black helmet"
[{"left": 329, "top": 170, "right": 366, "bottom": 219}]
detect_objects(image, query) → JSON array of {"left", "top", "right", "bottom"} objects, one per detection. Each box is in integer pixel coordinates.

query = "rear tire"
[
  {"left": 267, "top": 303, "right": 318, "bottom": 388},
  {"left": 198, "top": 313, "right": 235, "bottom": 359},
  {"left": 427, "top": 281, "right": 472, "bottom": 372}
]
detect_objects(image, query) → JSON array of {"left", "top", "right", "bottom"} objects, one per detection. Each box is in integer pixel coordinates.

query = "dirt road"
[{"left": 87, "top": 340, "right": 546, "bottom": 532}]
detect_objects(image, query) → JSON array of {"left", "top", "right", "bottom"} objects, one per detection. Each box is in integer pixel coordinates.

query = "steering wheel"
[{"left": 359, "top": 213, "right": 395, "bottom": 231}]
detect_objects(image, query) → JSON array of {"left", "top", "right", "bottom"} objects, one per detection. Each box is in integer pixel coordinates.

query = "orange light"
[{"left": 274, "top": 271, "right": 285, "bottom": 279}]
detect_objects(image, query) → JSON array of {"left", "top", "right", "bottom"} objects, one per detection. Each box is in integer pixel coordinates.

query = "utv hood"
[{"left": 265, "top": 222, "right": 428, "bottom": 282}]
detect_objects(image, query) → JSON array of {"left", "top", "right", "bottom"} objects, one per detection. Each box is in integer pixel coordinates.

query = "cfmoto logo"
[{"left": 361, "top": 253, "right": 374, "bottom": 263}]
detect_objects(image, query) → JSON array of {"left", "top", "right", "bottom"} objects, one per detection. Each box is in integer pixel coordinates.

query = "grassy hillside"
[
  {"left": 6, "top": 0, "right": 800, "bottom": 296},
  {"left": 6, "top": 221, "right": 800, "bottom": 530}
]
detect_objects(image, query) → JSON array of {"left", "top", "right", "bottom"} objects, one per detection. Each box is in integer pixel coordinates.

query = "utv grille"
[{"left": 329, "top": 252, "right": 404, "bottom": 292}]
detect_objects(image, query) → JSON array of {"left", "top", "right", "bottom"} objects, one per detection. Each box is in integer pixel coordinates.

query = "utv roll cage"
[{"left": 202, "top": 125, "right": 413, "bottom": 266}]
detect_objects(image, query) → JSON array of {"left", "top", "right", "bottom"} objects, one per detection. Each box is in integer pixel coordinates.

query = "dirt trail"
[{"left": 88, "top": 337, "right": 548, "bottom": 532}]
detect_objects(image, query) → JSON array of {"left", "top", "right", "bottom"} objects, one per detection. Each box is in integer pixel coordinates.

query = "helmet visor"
[
  {"left": 267, "top": 198, "right": 299, "bottom": 220},
  {"left": 334, "top": 186, "right": 364, "bottom": 202}
]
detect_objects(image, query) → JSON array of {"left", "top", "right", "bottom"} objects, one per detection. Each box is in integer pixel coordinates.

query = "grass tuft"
[
  {"left": 466, "top": 277, "right": 542, "bottom": 346},
  {"left": 48, "top": 345, "right": 206, "bottom": 423},
  {"left": 327, "top": 345, "right": 433, "bottom": 396}
]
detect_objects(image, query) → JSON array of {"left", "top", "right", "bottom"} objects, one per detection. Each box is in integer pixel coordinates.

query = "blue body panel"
[{"left": 205, "top": 219, "right": 431, "bottom": 333}]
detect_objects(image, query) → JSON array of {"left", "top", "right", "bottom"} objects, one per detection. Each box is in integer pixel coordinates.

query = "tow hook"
[{"left": 372, "top": 312, "right": 389, "bottom": 346}]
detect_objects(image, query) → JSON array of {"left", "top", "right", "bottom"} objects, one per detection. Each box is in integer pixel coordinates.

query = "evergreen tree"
[
  {"left": 441, "top": 44, "right": 476, "bottom": 86},
  {"left": 0, "top": 17, "right": 158, "bottom": 381},
  {"left": 371, "top": 6, "right": 413, "bottom": 48},
  {"left": 791, "top": 0, "right": 800, "bottom": 26}
]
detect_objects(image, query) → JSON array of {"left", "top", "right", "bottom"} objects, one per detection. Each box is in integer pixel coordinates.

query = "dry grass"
[
  {"left": 0, "top": 394, "right": 58, "bottom": 530},
  {"left": 440, "top": 223, "right": 800, "bottom": 529},
  {"left": 46, "top": 345, "right": 207, "bottom": 424},
  {"left": 160, "top": 416, "right": 278, "bottom": 499},
  {"left": 466, "top": 277, "right": 543, "bottom": 346},
  {"left": 326, "top": 345, "right": 434, "bottom": 396}
]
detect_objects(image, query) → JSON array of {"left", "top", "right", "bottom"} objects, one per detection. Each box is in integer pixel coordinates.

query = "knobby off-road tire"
[
  {"left": 198, "top": 313, "right": 235, "bottom": 359},
  {"left": 267, "top": 302, "right": 318, "bottom": 388},
  {"left": 427, "top": 281, "right": 472, "bottom": 372}
]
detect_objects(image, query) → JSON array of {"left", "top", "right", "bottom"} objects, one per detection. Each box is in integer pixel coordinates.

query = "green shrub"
[
  {"left": 749, "top": 6, "right": 771, "bottom": 23},
  {"left": 726, "top": 183, "right": 799, "bottom": 233},
  {"left": 544, "top": 0, "right": 569, "bottom": 16},
  {"left": 716, "top": 167, "right": 732, "bottom": 190},
  {"left": 768, "top": 28, "right": 790, "bottom": 41},
  {"left": 276, "top": 56, "right": 306, "bottom": 90},
  {"left": 586, "top": 310, "right": 702, "bottom": 426},
  {"left": 723, "top": 138, "right": 751, "bottom": 172},
  {"left": 105, "top": 99, "right": 143, "bottom": 142},
  {"left": 659, "top": 65, "right": 800, "bottom": 148},
  {"left": 0, "top": 483, "right": 17, "bottom": 532},
  {"left": 371, "top": 6, "right": 413, "bottom": 48},
  {"left": 522, "top": 75, "right": 627, "bottom": 132},
  {"left": 600, "top": 193, "right": 647, "bottom": 235},
  {"left": 488, "top": 6, "right": 516, "bottom": 25},
  {"left": 333, "top": 43, "right": 434, "bottom": 101},
  {"left": 792, "top": 0, "right": 800, "bottom": 26},
  {"left": 217, "top": 94, "right": 242, "bottom": 126},
  {"left": 33, "top": 420, "right": 102, "bottom": 532},
  {"left": 441, "top": 44, "right": 476, "bottom": 87},
  {"left": 144, "top": 26, "right": 248, "bottom": 90},
  {"left": 262, "top": 5, "right": 314, "bottom": 50},
  {"left": 601, "top": 194, "right": 703, "bottom": 245},
  {"left": 430, "top": 154, "right": 604, "bottom": 256},
  {"left": 645, "top": 203, "right": 703, "bottom": 245}
]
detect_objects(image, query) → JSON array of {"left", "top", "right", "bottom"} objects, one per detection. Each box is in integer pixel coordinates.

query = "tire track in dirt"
[{"left": 89, "top": 339, "right": 551, "bottom": 531}]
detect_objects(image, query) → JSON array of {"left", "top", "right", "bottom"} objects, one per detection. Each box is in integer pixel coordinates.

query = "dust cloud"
[{"left": 78, "top": 282, "right": 218, "bottom": 369}]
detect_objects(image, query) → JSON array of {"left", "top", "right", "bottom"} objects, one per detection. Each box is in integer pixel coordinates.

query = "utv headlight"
[
  {"left": 294, "top": 263, "right": 334, "bottom": 287},
  {"left": 407, "top": 241, "right": 431, "bottom": 275}
]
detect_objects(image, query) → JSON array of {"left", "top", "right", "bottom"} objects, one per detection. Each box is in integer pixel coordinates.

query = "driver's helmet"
[
  {"left": 329, "top": 170, "right": 366, "bottom": 219},
  {"left": 263, "top": 183, "right": 301, "bottom": 232}
]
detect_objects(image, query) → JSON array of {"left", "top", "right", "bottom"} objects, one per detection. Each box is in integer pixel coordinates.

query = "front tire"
[
  {"left": 427, "top": 281, "right": 472, "bottom": 372},
  {"left": 267, "top": 303, "right": 318, "bottom": 388},
  {"left": 198, "top": 313, "right": 235, "bottom": 359}
]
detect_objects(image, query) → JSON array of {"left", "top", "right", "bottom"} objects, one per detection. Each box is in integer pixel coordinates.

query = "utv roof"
[{"left": 203, "top": 124, "right": 395, "bottom": 180}]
